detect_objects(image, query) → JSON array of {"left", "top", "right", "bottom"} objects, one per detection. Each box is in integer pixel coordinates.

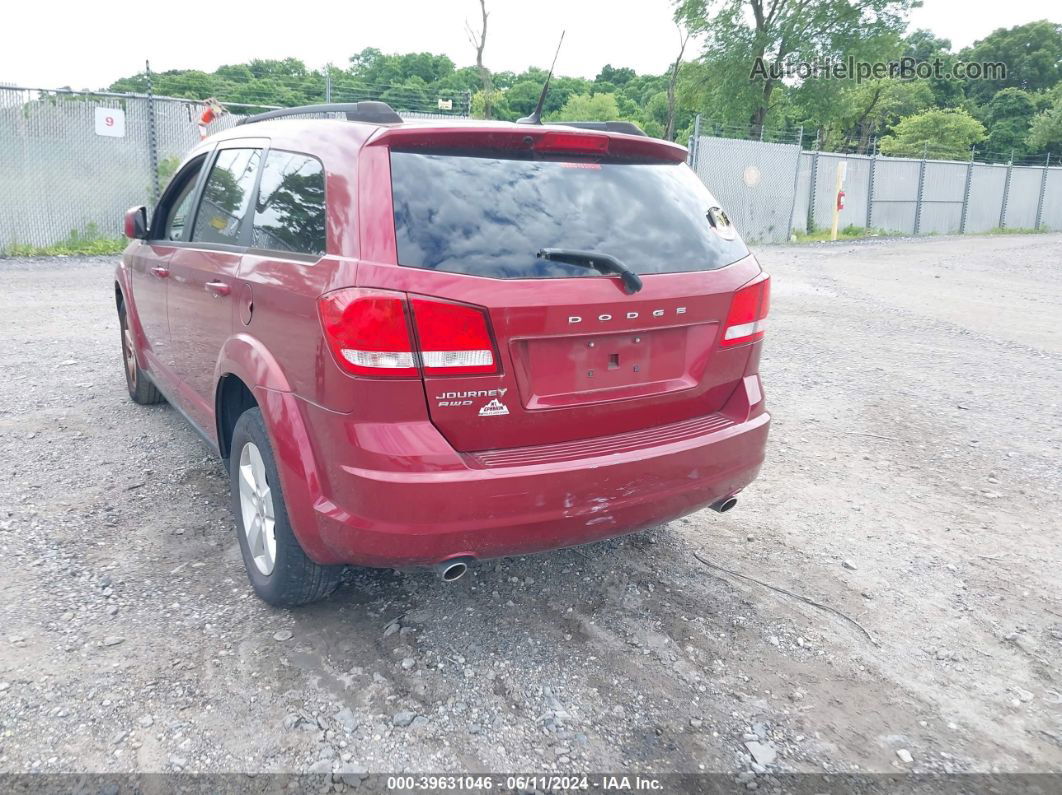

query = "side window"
[
  {"left": 252, "top": 151, "right": 326, "bottom": 256},
  {"left": 158, "top": 156, "right": 206, "bottom": 242},
  {"left": 191, "top": 148, "right": 262, "bottom": 246}
]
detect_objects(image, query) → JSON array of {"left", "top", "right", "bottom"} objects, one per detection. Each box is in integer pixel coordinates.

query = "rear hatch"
[{"left": 375, "top": 128, "right": 765, "bottom": 452}]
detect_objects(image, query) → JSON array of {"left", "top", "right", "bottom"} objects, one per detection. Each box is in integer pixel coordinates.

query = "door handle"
[
  {"left": 205, "top": 281, "right": 231, "bottom": 297},
  {"left": 150, "top": 266, "right": 170, "bottom": 278}
]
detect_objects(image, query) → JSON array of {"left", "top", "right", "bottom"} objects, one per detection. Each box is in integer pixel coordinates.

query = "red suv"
[{"left": 116, "top": 102, "right": 770, "bottom": 606}]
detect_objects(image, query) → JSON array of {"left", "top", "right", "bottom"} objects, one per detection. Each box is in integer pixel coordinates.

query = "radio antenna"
[{"left": 517, "top": 30, "right": 566, "bottom": 125}]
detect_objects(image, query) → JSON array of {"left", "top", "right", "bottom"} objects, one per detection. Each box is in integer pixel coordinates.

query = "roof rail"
[
  {"left": 237, "top": 101, "right": 402, "bottom": 126},
  {"left": 557, "top": 121, "right": 647, "bottom": 137}
]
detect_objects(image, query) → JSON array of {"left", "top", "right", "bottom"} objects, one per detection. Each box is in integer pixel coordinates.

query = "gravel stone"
[
  {"left": 744, "top": 741, "right": 777, "bottom": 766},
  {"left": 393, "top": 710, "right": 416, "bottom": 727},
  {"left": 0, "top": 241, "right": 1058, "bottom": 774}
]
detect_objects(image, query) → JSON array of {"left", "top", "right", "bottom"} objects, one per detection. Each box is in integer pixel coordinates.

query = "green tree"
[
  {"left": 794, "top": 76, "right": 932, "bottom": 151},
  {"left": 904, "top": 29, "right": 951, "bottom": 62},
  {"left": 381, "top": 76, "right": 431, "bottom": 112},
  {"left": 981, "top": 88, "right": 1040, "bottom": 159},
  {"left": 505, "top": 80, "right": 544, "bottom": 116},
  {"left": 154, "top": 70, "right": 220, "bottom": 99},
  {"left": 550, "top": 93, "right": 622, "bottom": 122},
  {"left": 902, "top": 29, "right": 964, "bottom": 108},
  {"left": 645, "top": 92, "right": 671, "bottom": 128},
  {"left": 1027, "top": 98, "right": 1062, "bottom": 157},
  {"left": 622, "top": 74, "right": 669, "bottom": 106},
  {"left": 434, "top": 67, "right": 483, "bottom": 96},
  {"left": 596, "top": 65, "right": 637, "bottom": 86},
  {"left": 960, "top": 21, "right": 1062, "bottom": 105},
  {"left": 549, "top": 76, "right": 595, "bottom": 114},
  {"left": 471, "top": 89, "right": 512, "bottom": 120},
  {"left": 674, "top": 0, "right": 915, "bottom": 134},
  {"left": 878, "top": 107, "right": 986, "bottom": 158}
]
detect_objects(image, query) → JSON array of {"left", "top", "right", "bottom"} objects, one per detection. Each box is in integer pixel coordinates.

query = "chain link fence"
[
  {"left": 5, "top": 93, "right": 1061, "bottom": 251},
  {"left": 0, "top": 85, "right": 469, "bottom": 252},
  {"left": 688, "top": 115, "right": 1062, "bottom": 243},
  {"left": 687, "top": 119, "right": 804, "bottom": 244}
]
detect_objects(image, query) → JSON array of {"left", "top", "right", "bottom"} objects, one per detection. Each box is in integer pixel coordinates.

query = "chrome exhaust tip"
[
  {"left": 710, "top": 496, "right": 738, "bottom": 513},
  {"left": 433, "top": 557, "right": 473, "bottom": 582}
]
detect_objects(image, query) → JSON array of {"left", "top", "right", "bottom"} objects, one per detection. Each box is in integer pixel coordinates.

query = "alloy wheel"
[{"left": 238, "top": 442, "right": 277, "bottom": 575}]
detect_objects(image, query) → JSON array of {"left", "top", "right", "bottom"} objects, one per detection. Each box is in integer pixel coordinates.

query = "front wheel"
[
  {"left": 229, "top": 407, "right": 343, "bottom": 606},
  {"left": 118, "top": 303, "right": 164, "bottom": 405}
]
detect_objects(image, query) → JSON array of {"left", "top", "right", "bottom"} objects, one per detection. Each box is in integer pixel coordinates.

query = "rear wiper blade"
[{"left": 536, "top": 248, "right": 643, "bottom": 294}]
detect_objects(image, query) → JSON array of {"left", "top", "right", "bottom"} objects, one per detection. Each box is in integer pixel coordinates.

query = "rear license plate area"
[{"left": 513, "top": 326, "right": 704, "bottom": 409}]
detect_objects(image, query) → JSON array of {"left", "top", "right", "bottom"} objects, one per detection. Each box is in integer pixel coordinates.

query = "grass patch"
[
  {"left": 1, "top": 223, "right": 125, "bottom": 257},
  {"left": 983, "top": 226, "right": 1044, "bottom": 235},
  {"left": 790, "top": 224, "right": 1052, "bottom": 243},
  {"left": 792, "top": 225, "right": 897, "bottom": 243}
]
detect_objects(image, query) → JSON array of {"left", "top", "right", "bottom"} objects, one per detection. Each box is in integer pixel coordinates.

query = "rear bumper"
[{"left": 289, "top": 378, "right": 769, "bottom": 567}]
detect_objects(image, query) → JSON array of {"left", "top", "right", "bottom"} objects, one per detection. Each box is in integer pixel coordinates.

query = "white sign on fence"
[{"left": 94, "top": 107, "right": 125, "bottom": 138}]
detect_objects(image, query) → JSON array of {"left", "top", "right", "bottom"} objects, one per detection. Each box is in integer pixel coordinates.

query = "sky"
[{"left": 0, "top": 0, "right": 1058, "bottom": 90}]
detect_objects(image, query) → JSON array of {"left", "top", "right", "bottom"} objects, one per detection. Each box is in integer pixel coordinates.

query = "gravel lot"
[{"left": 0, "top": 234, "right": 1060, "bottom": 780}]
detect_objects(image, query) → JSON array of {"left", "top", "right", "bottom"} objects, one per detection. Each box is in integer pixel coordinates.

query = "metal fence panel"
[
  {"left": 691, "top": 136, "right": 801, "bottom": 244},
  {"left": 687, "top": 123, "right": 1062, "bottom": 239},
  {"left": 869, "top": 157, "right": 921, "bottom": 234},
  {"left": 810, "top": 153, "right": 871, "bottom": 233},
  {"left": 964, "top": 164, "right": 1008, "bottom": 233},
  {"left": 919, "top": 160, "right": 969, "bottom": 235},
  {"left": 1003, "top": 166, "right": 1043, "bottom": 229},
  {"left": 1041, "top": 168, "right": 1062, "bottom": 231}
]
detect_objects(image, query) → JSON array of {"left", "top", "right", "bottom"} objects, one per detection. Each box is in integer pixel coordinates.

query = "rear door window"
[
  {"left": 251, "top": 151, "right": 326, "bottom": 256},
  {"left": 389, "top": 151, "right": 749, "bottom": 279},
  {"left": 191, "top": 148, "right": 262, "bottom": 246}
]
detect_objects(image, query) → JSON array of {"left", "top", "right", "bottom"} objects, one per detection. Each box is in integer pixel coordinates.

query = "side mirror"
[{"left": 123, "top": 206, "right": 148, "bottom": 239}]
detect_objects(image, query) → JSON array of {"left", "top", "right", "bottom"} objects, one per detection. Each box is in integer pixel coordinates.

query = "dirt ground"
[{"left": 0, "top": 233, "right": 1060, "bottom": 781}]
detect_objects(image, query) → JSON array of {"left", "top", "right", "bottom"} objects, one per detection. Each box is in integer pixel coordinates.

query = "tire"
[
  {"left": 118, "top": 302, "right": 164, "bottom": 405},
  {"left": 229, "top": 407, "right": 343, "bottom": 606}
]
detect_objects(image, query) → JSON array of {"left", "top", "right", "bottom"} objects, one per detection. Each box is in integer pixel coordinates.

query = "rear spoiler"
[
  {"left": 557, "top": 121, "right": 647, "bottom": 137},
  {"left": 367, "top": 125, "right": 687, "bottom": 163}
]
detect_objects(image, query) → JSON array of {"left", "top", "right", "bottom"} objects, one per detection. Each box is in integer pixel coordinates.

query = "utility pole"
[{"left": 325, "top": 64, "right": 332, "bottom": 103}]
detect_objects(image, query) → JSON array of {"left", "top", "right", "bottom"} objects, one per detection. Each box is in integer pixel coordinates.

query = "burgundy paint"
[{"left": 117, "top": 118, "right": 770, "bottom": 568}]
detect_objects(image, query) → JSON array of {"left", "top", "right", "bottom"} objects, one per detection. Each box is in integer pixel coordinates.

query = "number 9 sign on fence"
[{"left": 94, "top": 107, "right": 126, "bottom": 138}]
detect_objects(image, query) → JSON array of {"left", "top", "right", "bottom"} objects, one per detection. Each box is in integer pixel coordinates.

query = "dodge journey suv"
[{"left": 116, "top": 102, "right": 770, "bottom": 606}]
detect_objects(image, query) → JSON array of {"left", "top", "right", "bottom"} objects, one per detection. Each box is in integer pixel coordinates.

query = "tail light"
[
  {"left": 318, "top": 289, "right": 418, "bottom": 376},
  {"left": 410, "top": 298, "right": 498, "bottom": 375},
  {"left": 318, "top": 289, "right": 498, "bottom": 377},
  {"left": 721, "top": 275, "right": 770, "bottom": 346}
]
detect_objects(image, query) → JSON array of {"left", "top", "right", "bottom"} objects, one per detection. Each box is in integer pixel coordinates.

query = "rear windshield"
[{"left": 390, "top": 151, "right": 749, "bottom": 279}]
